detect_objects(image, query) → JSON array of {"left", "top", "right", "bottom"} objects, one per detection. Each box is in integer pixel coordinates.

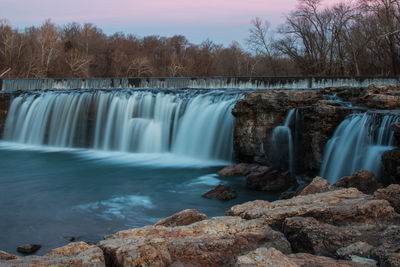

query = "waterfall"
[
  {"left": 320, "top": 112, "right": 399, "bottom": 183},
  {"left": 269, "top": 109, "right": 302, "bottom": 174},
  {"left": 2, "top": 77, "right": 399, "bottom": 90},
  {"left": 3, "top": 90, "right": 239, "bottom": 162}
]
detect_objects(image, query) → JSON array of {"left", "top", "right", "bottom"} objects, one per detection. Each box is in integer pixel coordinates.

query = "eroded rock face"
[
  {"left": 155, "top": 209, "right": 207, "bottom": 227},
  {"left": 283, "top": 217, "right": 359, "bottom": 257},
  {"left": 0, "top": 242, "right": 105, "bottom": 267},
  {"left": 333, "top": 170, "right": 383, "bottom": 194},
  {"left": 236, "top": 248, "right": 373, "bottom": 267},
  {"left": 246, "top": 167, "right": 295, "bottom": 191},
  {"left": 375, "top": 184, "right": 400, "bottom": 213},
  {"left": 355, "top": 84, "right": 400, "bottom": 110},
  {"left": 299, "top": 176, "right": 335, "bottom": 196},
  {"left": 235, "top": 247, "right": 299, "bottom": 267},
  {"left": 99, "top": 216, "right": 291, "bottom": 267},
  {"left": 226, "top": 188, "right": 398, "bottom": 228}
]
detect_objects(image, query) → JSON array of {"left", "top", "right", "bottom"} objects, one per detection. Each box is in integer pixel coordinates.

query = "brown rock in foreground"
[
  {"left": 333, "top": 170, "right": 383, "bottom": 195},
  {"left": 0, "top": 242, "right": 105, "bottom": 267},
  {"left": 217, "top": 163, "right": 259, "bottom": 176},
  {"left": 299, "top": 176, "right": 335, "bottom": 196},
  {"left": 375, "top": 184, "right": 400, "bottom": 213},
  {"left": 283, "top": 216, "right": 360, "bottom": 257},
  {"left": 226, "top": 188, "right": 398, "bottom": 228},
  {"left": 236, "top": 247, "right": 373, "bottom": 267},
  {"left": 99, "top": 216, "right": 291, "bottom": 267},
  {"left": 155, "top": 209, "right": 207, "bottom": 227}
]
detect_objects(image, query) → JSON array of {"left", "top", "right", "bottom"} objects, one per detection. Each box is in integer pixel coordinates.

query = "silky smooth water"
[
  {"left": 0, "top": 89, "right": 280, "bottom": 255},
  {"left": 0, "top": 143, "right": 279, "bottom": 255}
]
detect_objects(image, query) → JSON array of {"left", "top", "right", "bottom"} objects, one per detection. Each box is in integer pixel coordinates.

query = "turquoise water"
[{"left": 0, "top": 142, "right": 279, "bottom": 255}]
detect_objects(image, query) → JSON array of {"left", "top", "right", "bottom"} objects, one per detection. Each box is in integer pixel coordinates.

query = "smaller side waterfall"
[
  {"left": 320, "top": 112, "right": 399, "bottom": 183},
  {"left": 269, "top": 109, "right": 302, "bottom": 174}
]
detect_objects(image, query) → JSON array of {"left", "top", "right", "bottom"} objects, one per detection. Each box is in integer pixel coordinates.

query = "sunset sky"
[{"left": 1, "top": 0, "right": 301, "bottom": 45}]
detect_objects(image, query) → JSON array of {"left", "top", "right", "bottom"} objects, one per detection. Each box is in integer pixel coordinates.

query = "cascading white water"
[
  {"left": 269, "top": 109, "right": 298, "bottom": 174},
  {"left": 3, "top": 90, "right": 240, "bottom": 162},
  {"left": 320, "top": 112, "right": 399, "bottom": 183}
]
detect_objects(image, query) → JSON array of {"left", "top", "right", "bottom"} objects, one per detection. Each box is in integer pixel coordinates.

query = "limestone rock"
[
  {"left": 371, "top": 225, "right": 400, "bottom": 266},
  {"left": 283, "top": 216, "right": 359, "bottom": 257},
  {"left": 99, "top": 216, "right": 291, "bottom": 267},
  {"left": 382, "top": 148, "right": 400, "bottom": 184},
  {"left": 333, "top": 170, "right": 383, "bottom": 195},
  {"left": 0, "top": 242, "right": 105, "bottom": 267},
  {"left": 16, "top": 244, "right": 41, "bottom": 254},
  {"left": 336, "top": 242, "right": 374, "bottom": 260},
  {"left": 287, "top": 253, "right": 376, "bottom": 267},
  {"left": 356, "top": 84, "right": 400, "bottom": 110},
  {"left": 246, "top": 167, "right": 295, "bottom": 191},
  {"left": 299, "top": 176, "right": 335, "bottom": 196},
  {"left": 0, "top": 251, "right": 17, "bottom": 260},
  {"left": 226, "top": 188, "right": 398, "bottom": 228},
  {"left": 235, "top": 247, "right": 374, "bottom": 267},
  {"left": 155, "top": 209, "right": 207, "bottom": 227},
  {"left": 202, "top": 184, "right": 237, "bottom": 200},
  {"left": 235, "top": 247, "right": 299, "bottom": 267},
  {"left": 374, "top": 184, "right": 400, "bottom": 213},
  {"left": 218, "top": 163, "right": 260, "bottom": 176}
]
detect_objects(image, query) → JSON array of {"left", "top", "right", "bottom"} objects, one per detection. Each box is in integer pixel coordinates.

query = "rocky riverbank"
[{"left": 1, "top": 179, "right": 399, "bottom": 266}]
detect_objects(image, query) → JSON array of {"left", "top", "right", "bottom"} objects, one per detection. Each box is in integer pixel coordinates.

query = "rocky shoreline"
[
  {"left": 0, "top": 84, "right": 399, "bottom": 266},
  {"left": 1, "top": 178, "right": 399, "bottom": 266}
]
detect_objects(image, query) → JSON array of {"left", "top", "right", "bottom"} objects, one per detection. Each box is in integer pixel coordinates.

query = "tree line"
[{"left": 0, "top": 0, "right": 399, "bottom": 78}]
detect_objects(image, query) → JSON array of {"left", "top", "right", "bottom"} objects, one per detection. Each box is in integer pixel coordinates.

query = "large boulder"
[
  {"left": 226, "top": 188, "right": 399, "bottom": 228},
  {"left": 374, "top": 184, "right": 400, "bottom": 213},
  {"left": 282, "top": 217, "right": 359, "bottom": 257},
  {"left": 202, "top": 185, "right": 237, "bottom": 201},
  {"left": 333, "top": 170, "right": 383, "bottom": 194},
  {"left": 246, "top": 167, "right": 295, "bottom": 191},
  {"left": 99, "top": 216, "right": 291, "bottom": 266},
  {"left": 155, "top": 209, "right": 207, "bottom": 227},
  {"left": 0, "top": 242, "right": 105, "bottom": 267},
  {"left": 218, "top": 163, "right": 260, "bottom": 176},
  {"left": 299, "top": 176, "right": 335, "bottom": 196}
]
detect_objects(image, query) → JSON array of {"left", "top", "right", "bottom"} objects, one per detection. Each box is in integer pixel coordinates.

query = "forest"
[{"left": 0, "top": 0, "right": 399, "bottom": 78}]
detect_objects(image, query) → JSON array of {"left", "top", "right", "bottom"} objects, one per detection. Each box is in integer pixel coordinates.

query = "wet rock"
[
  {"left": 333, "top": 170, "right": 383, "bottom": 194},
  {"left": 374, "top": 184, "right": 400, "bottom": 213},
  {"left": 356, "top": 84, "right": 400, "bottom": 110},
  {"left": 202, "top": 184, "right": 237, "bottom": 200},
  {"left": 16, "top": 244, "right": 41, "bottom": 254},
  {"left": 287, "top": 253, "right": 376, "bottom": 267},
  {"left": 1, "top": 242, "right": 105, "bottom": 267},
  {"left": 99, "top": 216, "right": 291, "bottom": 266},
  {"left": 246, "top": 167, "right": 295, "bottom": 191},
  {"left": 336, "top": 242, "right": 374, "bottom": 260},
  {"left": 382, "top": 148, "right": 400, "bottom": 184},
  {"left": 299, "top": 176, "right": 335, "bottom": 196},
  {"left": 226, "top": 188, "right": 399, "bottom": 228},
  {"left": 155, "top": 209, "right": 207, "bottom": 227},
  {"left": 218, "top": 163, "right": 260, "bottom": 176},
  {"left": 283, "top": 216, "right": 359, "bottom": 257},
  {"left": 235, "top": 247, "right": 299, "bottom": 267},
  {"left": 0, "top": 251, "right": 17, "bottom": 260}
]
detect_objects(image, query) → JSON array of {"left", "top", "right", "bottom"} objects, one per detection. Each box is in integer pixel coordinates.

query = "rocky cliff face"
[{"left": 232, "top": 84, "right": 400, "bottom": 175}]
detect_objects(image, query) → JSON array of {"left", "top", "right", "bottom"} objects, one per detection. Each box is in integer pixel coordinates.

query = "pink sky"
[{"left": 1, "top": 0, "right": 306, "bottom": 45}]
